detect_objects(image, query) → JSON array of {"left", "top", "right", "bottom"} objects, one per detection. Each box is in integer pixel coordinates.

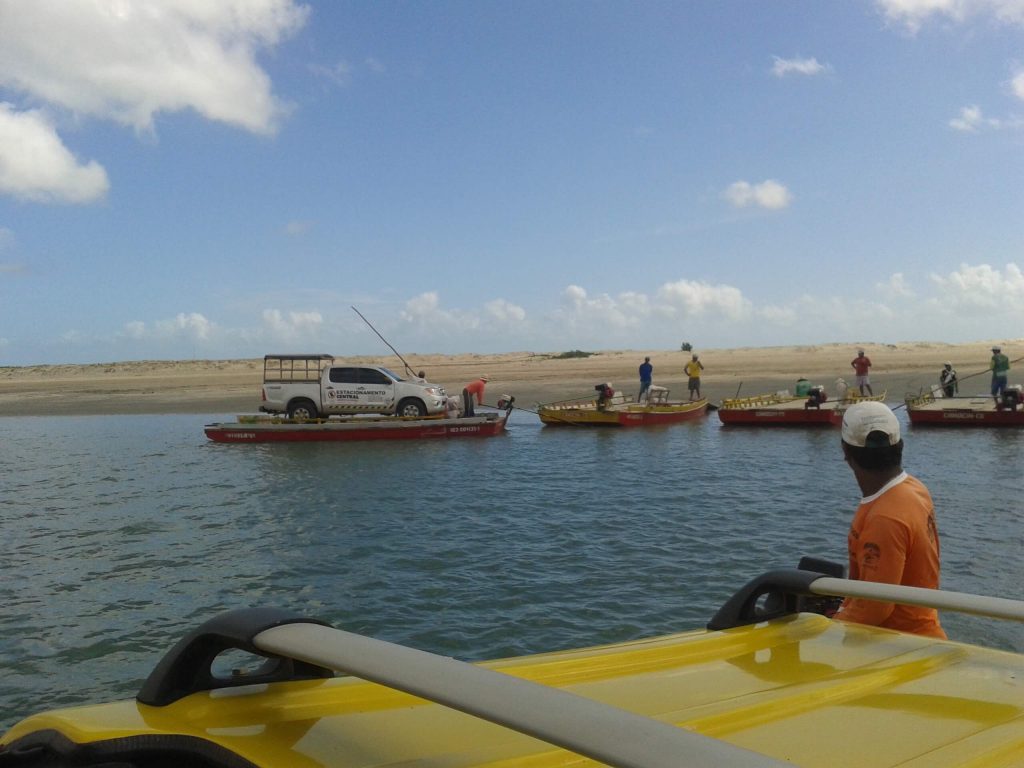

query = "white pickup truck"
[{"left": 259, "top": 354, "right": 448, "bottom": 420}]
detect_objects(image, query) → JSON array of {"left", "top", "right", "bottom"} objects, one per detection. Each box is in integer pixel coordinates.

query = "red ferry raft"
[
  {"left": 205, "top": 411, "right": 509, "bottom": 443},
  {"left": 717, "top": 385, "right": 886, "bottom": 426},
  {"left": 906, "top": 386, "right": 1024, "bottom": 427}
]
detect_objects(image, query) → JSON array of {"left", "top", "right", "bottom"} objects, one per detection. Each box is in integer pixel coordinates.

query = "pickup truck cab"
[{"left": 259, "top": 354, "right": 447, "bottom": 420}]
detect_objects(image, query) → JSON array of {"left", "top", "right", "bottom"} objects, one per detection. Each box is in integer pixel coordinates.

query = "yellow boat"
[
  {"left": 538, "top": 387, "right": 709, "bottom": 426},
  {"left": 3, "top": 567, "right": 1023, "bottom": 767}
]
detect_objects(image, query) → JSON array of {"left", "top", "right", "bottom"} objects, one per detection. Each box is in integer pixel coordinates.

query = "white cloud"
[
  {"left": 158, "top": 312, "right": 214, "bottom": 340},
  {"left": 0, "top": 104, "right": 109, "bottom": 203},
  {"left": 877, "top": 0, "right": 1024, "bottom": 31},
  {"left": 0, "top": 0, "right": 309, "bottom": 135},
  {"left": 877, "top": 272, "right": 916, "bottom": 299},
  {"left": 119, "top": 312, "right": 215, "bottom": 342},
  {"left": 949, "top": 104, "right": 1005, "bottom": 131},
  {"left": 930, "top": 262, "right": 1024, "bottom": 311},
  {"left": 771, "top": 56, "right": 831, "bottom": 78},
  {"left": 722, "top": 180, "right": 793, "bottom": 210},
  {"left": 0, "top": 0, "right": 307, "bottom": 204},
  {"left": 399, "top": 292, "right": 481, "bottom": 331},
  {"left": 555, "top": 285, "right": 646, "bottom": 332},
  {"left": 262, "top": 308, "right": 323, "bottom": 338},
  {"left": 484, "top": 299, "right": 526, "bottom": 324},
  {"left": 657, "top": 280, "right": 750, "bottom": 321},
  {"left": 309, "top": 60, "right": 353, "bottom": 87},
  {"left": 1013, "top": 71, "right": 1024, "bottom": 100}
]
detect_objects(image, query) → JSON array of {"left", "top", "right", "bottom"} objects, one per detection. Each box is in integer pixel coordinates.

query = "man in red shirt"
[
  {"left": 850, "top": 349, "right": 873, "bottom": 396},
  {"left": 461, "top": 375, "right": 488, "bottom": 417},
  {"left": 833, "top": 401, "right": 945, "bottom": 639}
]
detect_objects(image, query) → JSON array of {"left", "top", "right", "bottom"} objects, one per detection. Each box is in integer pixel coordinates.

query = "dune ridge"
[{"left": 0, "top": 340, "right": 1018, "bottom": 416}]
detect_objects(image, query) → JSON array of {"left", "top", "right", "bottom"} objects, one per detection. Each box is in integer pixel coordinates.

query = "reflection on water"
[{"left": 0, "top": 410, "right": 1021, "bottom": 727}]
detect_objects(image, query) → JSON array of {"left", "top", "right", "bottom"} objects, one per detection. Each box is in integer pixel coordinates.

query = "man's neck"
[{"left": 855, "top": 467, "right": 903, "bottom": 497}]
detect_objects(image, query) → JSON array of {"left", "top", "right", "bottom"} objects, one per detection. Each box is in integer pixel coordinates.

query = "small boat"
[
  {"left": 906, "top": 385, "right": 1024, "bottom": 427},
  {"left": 3, "top": 565, "right": 1023, "bottom": 767},
  {"left": 205, "top": 409, "right": 511, "bottom": 443},
  {"left": 718, "top": 385, "right": 886, "bottom": 426},
  {"left": 538, "top": 385, "right": 708, "bottom": 426}
]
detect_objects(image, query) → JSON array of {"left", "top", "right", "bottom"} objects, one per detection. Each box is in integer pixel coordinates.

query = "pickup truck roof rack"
[{"left": 263, "top": 354, "right": 334, "bottom": 360}]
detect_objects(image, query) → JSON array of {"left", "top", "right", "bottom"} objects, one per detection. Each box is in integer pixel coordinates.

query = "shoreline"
[{"left": 0, "top": 340, "right": 1013, "bottom": 417}]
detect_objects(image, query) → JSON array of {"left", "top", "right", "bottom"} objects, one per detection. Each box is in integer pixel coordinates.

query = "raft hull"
[
  {"left": 717, "top": 391, "right": 886, "bottom": 427},
  {"left": 906, "top": 395, "right": 1024, "bottom": 427},
  {"left": 205, "top": 413, "right": 508, "bottom": 442}
]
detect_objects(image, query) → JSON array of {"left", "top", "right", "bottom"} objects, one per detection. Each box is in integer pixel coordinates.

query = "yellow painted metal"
[
  {"left": 4, "top": 614, "right": 1023, "bottom": 767},
  {"left": 721, "top": 391, "right": 888, "bottom": 410},
  {"left": 537, "top": 398, "right": 706, "bottom": 425}
]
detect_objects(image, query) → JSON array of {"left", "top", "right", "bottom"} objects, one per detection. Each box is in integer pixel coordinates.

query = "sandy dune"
[{"left": 0, "top": 340, "right": 1017, "bottom": 416}]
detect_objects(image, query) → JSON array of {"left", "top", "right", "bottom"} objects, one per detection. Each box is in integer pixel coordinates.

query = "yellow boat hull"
[{"left": 4, "top": 609, "right": 1023, "bottom": 767}]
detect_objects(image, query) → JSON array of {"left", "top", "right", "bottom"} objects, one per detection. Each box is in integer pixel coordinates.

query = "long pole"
[{"left": 351, "top": 306, "right": 416, "bottom": 377}]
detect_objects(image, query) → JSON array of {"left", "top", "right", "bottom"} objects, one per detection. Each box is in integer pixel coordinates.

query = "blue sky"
[{"left": 1, "top": 0, "right": 1023, "bottom": 365}]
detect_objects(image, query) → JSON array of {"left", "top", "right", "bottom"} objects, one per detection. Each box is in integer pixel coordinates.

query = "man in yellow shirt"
[
  {"left": 684, "top": 354, "right": 704, "bottom": 401},
  {"left": 833, "top": 401, "right": 945, "bottom": 639}
]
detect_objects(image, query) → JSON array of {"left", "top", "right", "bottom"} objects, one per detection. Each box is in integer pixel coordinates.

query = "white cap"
[{"left": 841, "top": 401, "right": 900, "bottom": 448}]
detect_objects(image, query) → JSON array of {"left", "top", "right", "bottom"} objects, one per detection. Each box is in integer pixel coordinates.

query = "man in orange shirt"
[
  {"left": 833, "top": 401, "right": 946, "bottom": 639},
  {"left": 461, "top": 375, "right": 488, "bottom": 417}
]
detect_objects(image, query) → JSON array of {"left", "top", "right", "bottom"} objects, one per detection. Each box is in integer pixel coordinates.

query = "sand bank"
[{"left": 0, "top": 341, "right": 1016, "bottom": 417}]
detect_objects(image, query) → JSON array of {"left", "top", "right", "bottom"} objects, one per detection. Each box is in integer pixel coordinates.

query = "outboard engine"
[
  {"left": 998, "top": 385, "right": 1022, "bottom": 411},
  {"left": 804, "top": 385, "right": 827, "bottom": 410}
]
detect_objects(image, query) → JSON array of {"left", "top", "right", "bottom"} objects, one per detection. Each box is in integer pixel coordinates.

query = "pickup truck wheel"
[
  {"left": 288, "top": 399, "right": 319, "bottom": 421},
  {"left": 397, "top": 398, "right": 427, "bottom": 418}
]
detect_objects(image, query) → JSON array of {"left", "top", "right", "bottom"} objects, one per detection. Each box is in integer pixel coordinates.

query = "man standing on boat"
[
  {"left": 684, "top": 354, "right": 704, "bottom": 401},
  {"left": 850, "top": 349, "right": 873, "bottom": 396},
  {"left": 990, "top": 346, "right": 1010, "bottom": 404},
  {"left": 834, "top": 401, "right": 946, "bottom": 639},
  {"left": 462, "top": 375, "right": 488, "bottom": 417},
  {"left": 638, "top": 357, "right": 653, "bottom": 402},
  {"left": 939, "top": 362, "right": 958, "bottom": 398}
]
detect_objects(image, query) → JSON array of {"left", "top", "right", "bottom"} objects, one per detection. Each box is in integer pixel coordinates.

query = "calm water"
[{"left": 1, "top": 409, "right": 1022, "bottom": 729}]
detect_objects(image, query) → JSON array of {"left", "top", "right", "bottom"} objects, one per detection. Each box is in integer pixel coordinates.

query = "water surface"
[{"left": 1, "top": 410, "right": 1021, "bottom": 727}]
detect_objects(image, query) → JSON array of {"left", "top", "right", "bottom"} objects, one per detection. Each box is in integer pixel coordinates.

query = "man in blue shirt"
[{"left": 638, "top": 357, "right": 653, "bottom": 401}]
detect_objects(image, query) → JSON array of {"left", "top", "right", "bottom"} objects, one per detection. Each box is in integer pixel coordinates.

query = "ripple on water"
[{"left": 0, "top": 412, "right": 1021, "bottom": 729}]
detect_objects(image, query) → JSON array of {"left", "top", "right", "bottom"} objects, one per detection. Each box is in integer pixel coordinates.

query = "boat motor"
[
  {"left": 998, "top": 385, "right": 1022, "bottom": 411},
  {"left": 804, "top": 385, "right": 827, "bottom": 410}
]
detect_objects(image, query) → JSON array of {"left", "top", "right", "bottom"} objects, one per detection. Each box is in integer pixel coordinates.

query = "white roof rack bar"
[
  {"left": 810, "top": 576, "right": 1024, "bottom": 622},
  {"left": 255, "top": 623, "right": 793, "bottom": 768}
]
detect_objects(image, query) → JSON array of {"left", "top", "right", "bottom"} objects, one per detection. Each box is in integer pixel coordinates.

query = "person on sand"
[
  {"left": 461, "top": 375, "right": 489, "bottom": 418},
  {"left": 850, "top": 349, "right": 873, "bottom": 396},
  {"left": 833, "top": 401, "right": 945, "bottom": 639},
  {"left": 638, "top": 357, "right": 653, "bottom": 402},
  {"left": 990, "top": 347, "right": 1010, "bottom": 404},
  {"left": 939, "top": 362, "right": 958, "bottom": 398},
  {"left": 684, "top": 354, "right": 704, "bottom": 401}
]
